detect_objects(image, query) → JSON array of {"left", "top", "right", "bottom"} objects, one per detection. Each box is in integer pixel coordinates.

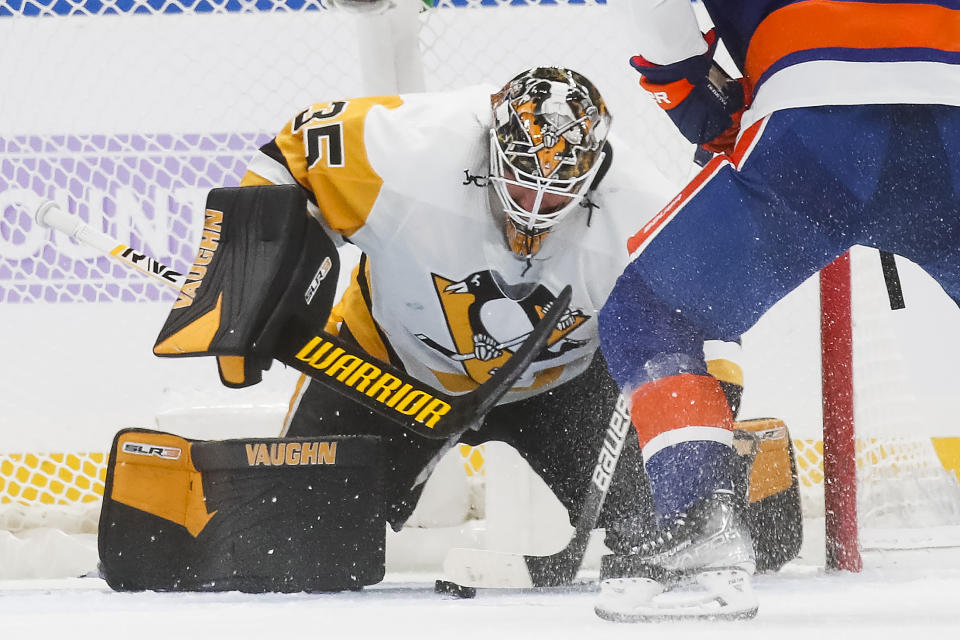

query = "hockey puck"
[{"left": 434, "top": 579, "right": 477, "bottom": 599}]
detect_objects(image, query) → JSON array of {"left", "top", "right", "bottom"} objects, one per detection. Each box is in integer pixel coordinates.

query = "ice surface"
[{"left": 2, "top": 548, "right": 958, "bottom": 640}]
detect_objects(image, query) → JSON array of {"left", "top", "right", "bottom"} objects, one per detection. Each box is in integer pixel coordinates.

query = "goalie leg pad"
[
  {"left": 732, "top": 417, "right": 803, "bottom": 572},
  {"left": 99, "top": 429, "right": 385, "bottom": 592}
]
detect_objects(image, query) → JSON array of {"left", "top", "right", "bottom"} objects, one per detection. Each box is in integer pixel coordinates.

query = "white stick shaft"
[{"left": 34, "top": 200, "right": 185, "bottom": 290}]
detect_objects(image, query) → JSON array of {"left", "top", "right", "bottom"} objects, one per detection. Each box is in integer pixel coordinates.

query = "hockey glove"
[{"left": 630, "top": 29, "right": 750, "bottom": 156}]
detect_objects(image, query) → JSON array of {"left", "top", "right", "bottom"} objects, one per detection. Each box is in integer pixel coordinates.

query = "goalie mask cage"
[{"left": 1, "top": 0, "right": 959, "bottom": 579}]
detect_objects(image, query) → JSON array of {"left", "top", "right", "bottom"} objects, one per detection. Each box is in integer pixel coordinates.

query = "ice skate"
[{"left": 595, "top": 489, "right": 758, "bottom": 622}]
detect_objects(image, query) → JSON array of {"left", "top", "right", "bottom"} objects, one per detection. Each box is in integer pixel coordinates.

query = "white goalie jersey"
[{"left": 243, "top": 85, "right": 679, "bottom": 404}]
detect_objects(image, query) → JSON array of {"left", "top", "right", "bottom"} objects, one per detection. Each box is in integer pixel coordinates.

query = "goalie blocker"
[
  {"left": 152, "top": 184, "right": 340, "bottom": 389},
  {"left": 99, "top": 429, "right": 385, "bottom": 592}
]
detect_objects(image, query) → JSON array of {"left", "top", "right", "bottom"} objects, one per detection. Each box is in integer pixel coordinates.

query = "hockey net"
[{"left": 1, "top": 0, "right": 959, "bottom": 578}]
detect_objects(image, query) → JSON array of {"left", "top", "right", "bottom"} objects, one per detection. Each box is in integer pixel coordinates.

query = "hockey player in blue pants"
[{"left": 596, "top": 0, "right": 960, "bottom": 622}]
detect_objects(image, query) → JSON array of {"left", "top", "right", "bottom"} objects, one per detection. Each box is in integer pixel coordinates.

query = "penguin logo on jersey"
[{"left": 415, "top": 270, "right": 588, "bottom": 387}]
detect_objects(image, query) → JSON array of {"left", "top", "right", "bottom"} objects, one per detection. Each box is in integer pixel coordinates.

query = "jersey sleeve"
[
  {"left": 608, "top": 0, "right": 707, "bottom": 65},
  {"left": 241, "top": 96, "right": 404, "bottom": 238}
]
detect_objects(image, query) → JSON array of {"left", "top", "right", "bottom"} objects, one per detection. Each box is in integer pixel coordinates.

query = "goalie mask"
[{"left": 489, "top": 67, "right": 611, "bottom": 259}]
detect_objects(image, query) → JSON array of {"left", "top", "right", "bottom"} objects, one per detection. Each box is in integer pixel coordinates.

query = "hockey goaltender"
[{"left": 93, "top": 68, "right": 803, "bottom": 611}]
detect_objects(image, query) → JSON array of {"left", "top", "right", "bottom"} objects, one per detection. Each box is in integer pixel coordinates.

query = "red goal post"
[
  {"left": 820, "top": 253, "right": 862, "bottom": 572},
  {"left": 814, "top": 248, "right": 960, "bottom": 571}
]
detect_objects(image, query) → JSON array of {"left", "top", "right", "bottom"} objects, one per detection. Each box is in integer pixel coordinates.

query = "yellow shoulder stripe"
[
  {"left": 273, "top": 96, "right": 404, "bottom": 238},
  {"left": 240, "top": 170, "right": 274, "bottom": 187}
]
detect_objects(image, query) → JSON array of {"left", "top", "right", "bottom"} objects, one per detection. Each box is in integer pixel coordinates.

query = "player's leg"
[
  {"left": 596, "top": 105, "right": 960, "bottom": 618},
  {"left": 602, "top": 106, "right": 883, "bottom": 509},
  {"left": 717, "top": 105, "right": 960, "bottom": 573},
  {"left": 596, "top": 113, "right": 862, "bottom": 619},
  {"left": 704, "top": 341, "right": 802, "bottom": 573}
]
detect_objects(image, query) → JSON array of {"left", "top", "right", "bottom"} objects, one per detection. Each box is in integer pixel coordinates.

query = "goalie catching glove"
[{"left": 629, "top": 28, "right": 750, "bottom": 156}]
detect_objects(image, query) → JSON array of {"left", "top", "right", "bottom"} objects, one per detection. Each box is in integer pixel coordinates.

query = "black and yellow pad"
[
  {"left": 704, "top": 339, "right": 745, "bottom": 417},
  {"left": 732, "top": 418, "right": 803, "bottom": 572},
  {"left": 98, "top": 429, "right": 384, "bottom": 592},
  {"left": 153, "top": 184, "right": 339, "bottom": 388}
]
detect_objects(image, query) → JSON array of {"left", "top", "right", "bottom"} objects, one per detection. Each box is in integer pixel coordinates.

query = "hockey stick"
[
  {"left": 440, "top": 393, "right": 632, "bottom": 589},
  {"left": 33, "top": 199, "right": 570, "bottom": 440}
]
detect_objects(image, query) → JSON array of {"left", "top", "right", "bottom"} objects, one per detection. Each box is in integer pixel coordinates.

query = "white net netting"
[{"left": 0, "top": 453, "right": 105, "bottom": 533}]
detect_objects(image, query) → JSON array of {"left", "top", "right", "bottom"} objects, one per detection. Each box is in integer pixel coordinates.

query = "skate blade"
[{"left": 595, "top": 569, "right": 758, "bottom": 623}]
